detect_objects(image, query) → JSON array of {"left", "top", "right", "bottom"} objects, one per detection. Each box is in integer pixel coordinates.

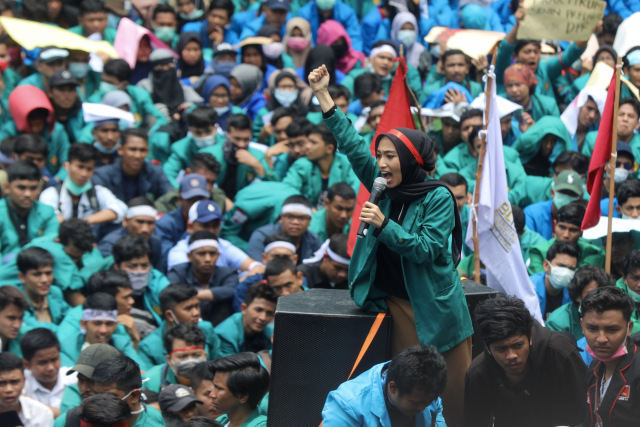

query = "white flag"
[{"left": 465, "top": 68, "right": 544, "bottom": 324}]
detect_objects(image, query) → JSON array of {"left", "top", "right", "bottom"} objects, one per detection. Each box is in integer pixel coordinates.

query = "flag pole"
[
  {"left": 473, "top": 46, "right": 498, "bottom": 283},
  {"left": 605, "top": 57, "right": 623, "bottom": 273}
]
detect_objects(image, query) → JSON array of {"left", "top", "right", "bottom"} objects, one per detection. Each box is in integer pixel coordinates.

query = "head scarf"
[
  {"left": 102, "top": 90, "right": 132, "bottom": 110},
  {"left": 8, "top": 85, "right": 55, "bottom": 134},
  {"left": 374, "top": 128, "right": 462, "bottom": 265},
  {"left": 149, "top": 48, "right": 185, "bottom": 114},
  {"left": 504, "top": 63, "right": 538, "bottom": 88},
  {"left": 201, "top": 75, "right": 233, "bottom": 129},
  {"left": 284, "top": 17, "right": 312, "bottom": 68},
  {"left": 177, "top": 32, "right": 205, "bottom": 78},
  {"left": 460, "top": 5, "right": 489, "bottom": 30},
  {"left": 560, "top": 86, "right": 607, "bottom": 138},
  {"left": 304, "top": 45, "right": 337, "bottom": 86},
  {"left": 229, "top": 64, "right": 264, "bottom": 106},
  {"left": 266, "top": 68, "right": 313, "bottom": 111},
  {"left": 391, "top": 12, "right": 425, "bottom": 69},
  {"left": 258, "top": 25, "right": 285, "bottom": 69},
  {"left": 317, "top": 20, "right": 365, "bottom": 74}
]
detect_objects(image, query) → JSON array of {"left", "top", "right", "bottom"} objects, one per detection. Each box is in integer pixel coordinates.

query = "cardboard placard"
[{"left": 517, "top": 0, "right": 606, "bottom": 41}]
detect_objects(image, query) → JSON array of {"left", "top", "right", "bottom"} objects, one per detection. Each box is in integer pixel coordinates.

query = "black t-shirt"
[
  {"left": 383, "top": 374, "right": 416, "bottom": 427},
  {"left": 221, "top": 163, "right": 239, "bottom": 200},
  {"left": 545, "top": 291, "right": 564, "bottom": 318},
  {"left": 374, "top": 202, "right": 410, "bottom": 300},
  {"left": 122, "top": 172, "right": 138, "bottom": 202}
]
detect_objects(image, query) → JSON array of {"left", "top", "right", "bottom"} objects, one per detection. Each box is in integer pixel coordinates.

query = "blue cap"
[
  {"left": 188, "top": 200, "right": 222, "bottom": 223},
  {"left": 617, "top": 141, "right": 634, "bottom": 160},
  {"left": 265, "top": 0, "right": 290, "bottom": 11},
  {"left": 179, "top": 174, "right": 209, "bottom": 200}
]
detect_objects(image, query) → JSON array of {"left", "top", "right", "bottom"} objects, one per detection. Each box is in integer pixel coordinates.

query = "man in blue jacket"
[{"left": 322, "top": 344, "right": 447, "bottom": 426}]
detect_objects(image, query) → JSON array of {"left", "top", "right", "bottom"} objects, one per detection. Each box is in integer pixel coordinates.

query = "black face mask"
[
  {"left": 331, "top": 43, "right": 348, "bottom": 59},
  {"left": 223, "top": 136, "right": 241, "bottom": 165}
]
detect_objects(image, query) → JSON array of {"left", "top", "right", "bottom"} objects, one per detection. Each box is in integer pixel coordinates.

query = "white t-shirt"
[
  {"left": 23, "top": 367, "right": 77, "bottom": 408},
  {"left": 18, "top": 395, "right": 54, "bottom": 427}
]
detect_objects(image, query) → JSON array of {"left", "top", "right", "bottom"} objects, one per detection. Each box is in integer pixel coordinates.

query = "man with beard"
[{"left": 47, "top": 70, "right": 86, "bottom": 143}]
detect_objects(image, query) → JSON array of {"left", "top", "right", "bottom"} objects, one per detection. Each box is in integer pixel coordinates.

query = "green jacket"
[
  {"left": 143, "top": 363, "right": 178, "bottom": 393},
  {"left": 496, "top": 39, "right": 585, "bottom": 98},
  {"left": 615, "top": 278, "right": 640, "bottom": 334},
  {"left": 155, "top": 187, "right": 227, "bottom": 214},
  {"left": 214, "top": 312, "right": 273, "bottom": 357},
  {"left": 582, "top": 131, "right": 640, "bottom": 162},
  {"left": 147, "top": 131, "right": 172, "bottom": 164},
  {"left": 132, "top": 405, "right": 166, "bottom": 427},
  {"left": 56, "top": 305, "right": 132, "bottom": 345},
  {"left": 68, "top": 25, "right": 117, "bottom": 44},
  {"left": 282, "top": 154, "right": 359, "bottom": 207},
  {"left": 340, "top": 63, "right": 425, "bottom": 104},
  {"left": 220, "top": 182, "right": 300, "bottom": 252},
  {"left": 528, "top": 238, "right": 605, "bottom": 275},
  {"left": 512, "top": 116, "right": 571, "bottom": 165},
  {"left": 0, "top": 121, "right": 70, "bottom": 178},
  {"left": 457, "top": 145, "right": 527, "bottom": 193},
  {"left": 200, "top": 142, "right": 280, "bottom": 192},
  {"left": 309, "top": 207, "right": 350, "bottom": 242},
  {"left": 216, "top": 409, "right": 267, "bottom": 427},
  {"left": 324, "top": 108, "right": 473, "bottom": 352},
  {"left": 10, "top": 283, "right": 69, "bottom": 332},
  {"left": 162, "top": 134, "right": 226, "bottom": 186},
  {"left": 87, "top": 85, "right": 168, "bottom": 135},
  {"left": 60, "top": 332, "right": 147, "bottom": 370},
  {"left": 58, "top": 383, "right": 81, "bottom": 416},
  {"left": 423, "top": 75, "right": 484, "bottom": 100},
  {"left": 0, "top": 199, "right": 59, "bottom": 262},
  {"left": 529, "top": 93, "right": 561, "bottom": 121},
  {"left": 138, "top": 320, "right": 222, "bottom": 367},
  {"left": 508, "top": 175, "right": 553, "bottom": 208},
  {"left": 0, "top": 68, "right": 22, "bottom": 127},
  {"left": 546, "top": 302, "right": 583, "bottom": 340}
]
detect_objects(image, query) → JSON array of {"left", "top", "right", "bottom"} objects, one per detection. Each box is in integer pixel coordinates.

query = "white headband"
[
  {"left": 82, "top": 309, "right": 118, "bottom": 322},
  {"left": 189, "top": 239, "right": 219, "bottom": 252},
  {"left": 303, "top": 239, "right": 350, "bottom": 265},
  {"left": 370, "top": 45, "right": 397, "bottom": 59},
  {"left": 126, "top": 206, "right": 158, "bottom": 219},
  {"left": 281, "top": 203, "right": 313, "bottom": 217},
  {"left": 327, "top": 247, "right": 351, "bottom": 265},
  {"left": 264, "top": 241, "right": 297, "bottom": 254}
]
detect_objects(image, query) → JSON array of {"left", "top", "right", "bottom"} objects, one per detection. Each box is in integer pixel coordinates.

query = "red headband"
[
  {"left": 387, "top": 129, "right": 424, "bottom": 167},
  {"left": 81, "top": 421, "right": 128, "bottom": 427},
  {"left": 169, "top": 346, "right": 205, "bottom": 355}
]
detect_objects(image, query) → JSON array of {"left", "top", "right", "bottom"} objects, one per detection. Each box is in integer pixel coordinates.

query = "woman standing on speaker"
[{"left": 309, "top": 65, "right": 473, "bottom": 427}]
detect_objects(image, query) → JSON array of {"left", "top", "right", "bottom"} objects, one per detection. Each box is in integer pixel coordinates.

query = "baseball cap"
[
  {"left": 49, "top": 70, "right": 78, "bottom": 88},
  {"left": 214, "top": 43, "right": 237, "bottom": 58},
  {"left": 265, "top": 0, "right": 290, "bottom": 11},
  {"left": 180, "top": 174, "right": 209, "bottom": 200},
  {"left": 617, "top": 141, "right": 634, "bottom": 161},
  {"left": 158, "top": 385, "right": 203, "bottom": 412},
  {"left": 38, "top": 46, "right": 69, "bottom": 63},
  {"left": 188, "top": 200, "right": 222, "bottom": 224},
  {"left": 66, "top": 343, "right": 121, "bottom": 377},
  {"left": 555, "top": 170, "right": 583, "bottom": 196}
]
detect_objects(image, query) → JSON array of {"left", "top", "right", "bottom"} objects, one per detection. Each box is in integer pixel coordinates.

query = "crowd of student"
[{"left": 0, "top": 0, "right": 638, "bottom": 426}]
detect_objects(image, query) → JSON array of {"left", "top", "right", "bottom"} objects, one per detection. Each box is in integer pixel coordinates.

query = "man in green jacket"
[
  {"left": 283, "top": 123, "right": 359, "bottom": 210},
  {"left": 614, "top": 249, "right": 640, "bottom": 334},
  {"left": 0, "top": 161, "right": 58, "bottom": 264},
  {"left": 0, "top": 286, "right": 28, "bottom": 356},
  {"left": 68, "top": 0, "right": 117, "bottom": 45},
  {"left": 582, "top": 98, "right": 640, "bottom": 161},
  {"left": 309, "top": 183, "right": 355, "bottom": 242},
  {"left": 18, "top": 47, "right": 68, "bottom": 93},
  {"left": 423, "top": 49, "right": 483, "bottom": 101}
]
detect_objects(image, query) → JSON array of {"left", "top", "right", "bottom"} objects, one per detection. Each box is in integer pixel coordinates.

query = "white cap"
[{"left": 83, "top": 102, "right": 134, "bottom": 125}]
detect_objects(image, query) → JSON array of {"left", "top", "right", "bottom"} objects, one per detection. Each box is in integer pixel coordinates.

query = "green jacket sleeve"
[
  {"left": 527, "top": 243, "right": 546, "bottom": 275},
  {"left": 131, "top": 87, "right": 169, "bottom": 134},
  {"left": 220, "top": 213, "right": 249, "bottom": 252},
  {"left": 324, "top": 109, "right": 378, "bottom": 190},
  {"left": 406, "top": 64, "right": 425, "bottom": 104},
  {"left": 163, "top": 146, "right": 189, "bottom": 186},
  {"left": 281, "top": 159, "right": 307, "bottom": 191},
  {"left": 496, "top": 39, "right": 516, "bottom": 89},
  {"left": 541, "top": 42, "right": 585, "bottom": 86}
]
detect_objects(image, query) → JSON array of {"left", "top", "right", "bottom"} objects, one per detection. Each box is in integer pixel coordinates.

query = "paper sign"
[
  {"left": 585, "top": 62, "right": 640, "bottom": 101},
  {"left": 517, "top": 0, "right": 606, "bottom": 41},
  {"left": 424, "top": 27, "right": 505, "bottom": 59}
]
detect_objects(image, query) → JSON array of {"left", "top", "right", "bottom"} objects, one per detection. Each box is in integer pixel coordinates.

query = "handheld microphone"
[{"left": 357, "top": 177, "right": 387, "bottom": 238}]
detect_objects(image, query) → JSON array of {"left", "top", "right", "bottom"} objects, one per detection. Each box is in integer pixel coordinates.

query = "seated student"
[
  {"left": 0, "top": 286, "right": 28, "bottom": 355},
  {"left": 524, "top": 170, "right": 583, "bottom": 240},
  {"left": 15, "top": 247, "right": 69, "bottom": 331},
  {"left": 228, "top": 64, "right": 267, "bottom": 121},
  {"left": 155, "top": 153, "right": 227, "bottom": 215},
  {"left": 583, "top": 98, "right": 640, "bottom": 161},
  {"left": 87, "top": 59, "right": 168, "bottom": 135},
  {"left": 264, "top": 256, "right": 307, "bottom": 296},
  {"left": 256, "top": 105, "right": 297, "bottom": 147},
  {"left": 59, "top": 293, "right": 144, "bottom": 369},
  {"left": 298, "top": 234, "right": 350, "bottom": 290},
  {"left": 424, "top": 49, "right": 483, "bottom": 101},
  {"left": 512, "top": 116, "right": 572, "bottom": 177},
  {"left": 530, "top": 240, "right": 578, "bottom": 319},
  {"left": 177, "top": 0, "right": 205, "bottom": 32},
  {"left": 359, "top": 99, "right": 385, "bottom": 141},
  {"left": 18, "top": 46, "right": 68, "bottom": 92},
  {"left": 614, "top": 178, "right": 640, "bottom": 220},
  {"left": 0, "top": 161, "right": 58, "bottom": 263},
  {"left": 168, "top": 231, "right": 238, "bottom": 325},
  {"left": 200, "top": 75, "right": 246, "bottom": 132},
  {"left": 168, "top": 200, "right": 259, "bottom": 275},
  {"left": 92, "top": 355, "right": 165, "bottom": 426},
  {"left": 138, "top": 283, "right": 221, "bottom": 368},
  {"left": 98, "top": 198, "right": 163, "bottom": 270},
  {"left": 247, "top": 195, "right": 322, "bottom": 262},
  {"left": 464, "top": 295, "right": 586, "bottom": 427},
  {"left": 80, "top": 394, "right": 131, "bottom": 426},
  {"left": 189, "top": 362, "right": 220, "bottom": 419},
  {"left": 3, "top": 84, "right": 70, "bottom": 181},
  {"left": 546, "top": 265, "right": 614, "bottom": 341},
  {"left": 345, "top": 73, "right": 385, "bottom": 120},
  {"left": 616, "top": 250, "right": 640, "bottom": 334},
  {"left": 210, "top": 353, "right": 269, "bottom": 426},
  {"left": 503, "top": 63, "right": 560, "bottom": 124},
  {"left": 441, "top": 173, "right": 471, "bottom": 251},
  {"left": 151, "top": 3, "right": 179, "bottom": 48},
  {"left": 93, "top": 128, "right": 173, "bottom": 204},
  {"left": 55, "top": 343, "right": 122, "bottom": 424},
  {"left": 155, "top": 174, "right": 210, "bottom": 259},
  {"left": 581, "top": 287, "right": 640, "bottom": 425},
  {"left": 68, "top": 0, "right": 116, "bottom": 44},
  {"left": 110, "top": 235, "right": 171, "bottom": 328},
  {"left": 268, "top": 118, "right": 312, "bottom": 179},
  {"left": 159, "top": 384, "right": 202, "bottom": 424},
  {"left": 0, "top": 352, "right": 54, "bottom": 425},
  {"left": 323, "top": 344, "right": 446, "bottom": 426},
  {"left": 83, "top": 101, "right": 128, "bottom": 167},
  {"left": 39, "top": 143, "right": 127, "bottom": 228},
  {"left": 144, "top": 324, "right": 209, "bottom": 393},
  {"left": 282, "top": 123, "right": 359, "bottom": 210},
  {"left": 0, "top": 134, "right": 54, "bottom": 191},
  {"left": 609, "top": 232, "right": 638, "bottom": 281},
  {"left": 440, "top": 109, "right": 483, "bottom": 171},
  {"left": 66, "top": 49, "right": 101, "bottom": 102},
  {"left": 560, "top": 87, "right": 606, "bottom": 153},
  {"left": 598, "top": 142, "right": 635, "bottom": 217},
  {"left": 183, "top": 0, "right": 238, "bottom": 47},
  {"left": 528, "top": 202, "right": 605, "bottom": 274},
  {"left": 163, "top": 105, "right": 223, "bottom": 186},
  {"left": 215, "top": 283, "right": 276, "bottom": 358},
  {"left": 20, "top": 328, "right": 77, "bottom": 418},
  {"left": 200, "top": 114, "right": 279, "bottom": 199},
  {"left": 47, "top": 70, "right": 86, "bottom": 144},
  {"left": 309, "top": 182, "right": 355, "bottom": 242}
]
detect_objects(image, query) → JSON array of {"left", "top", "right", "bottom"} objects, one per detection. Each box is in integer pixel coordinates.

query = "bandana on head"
[{"left": 504, "top": 63, "right": 538, "bottom": 87}]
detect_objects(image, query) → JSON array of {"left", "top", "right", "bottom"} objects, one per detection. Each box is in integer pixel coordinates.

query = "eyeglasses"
[{"left": 616, "top": 161, "right": 633, "bottom": 171}]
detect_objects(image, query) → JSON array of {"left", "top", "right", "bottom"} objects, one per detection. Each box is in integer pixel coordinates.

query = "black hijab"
[
  {"left": 375, "top": 128, "right": 463, "bottom": 266},
  {"left": 304, "top": 45, "right": 337, "bottom": 86},
  {"left": 257, "top": 24, "right": 284, "bottom": 69},
  {"left": 151, "top": 54, "right": 185, "bottom": 115},
  {"left": 177, "top": 32, "right": 205, "bottom": 78}
]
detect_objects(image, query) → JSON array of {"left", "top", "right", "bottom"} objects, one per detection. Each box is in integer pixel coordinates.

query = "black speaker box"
[
  {"left": 268, "top": 289, "right": 391, "bottom": 427},
  {"left": 461, "top": 279, "right": 500, "bottom": 358}
]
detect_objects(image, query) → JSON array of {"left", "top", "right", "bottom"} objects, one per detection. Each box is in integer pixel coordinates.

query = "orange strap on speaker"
[{"left": 318, "top": 312, "right": 386, "bottom": 427}]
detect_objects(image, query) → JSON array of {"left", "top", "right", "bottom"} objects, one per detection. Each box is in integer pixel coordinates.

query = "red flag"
[
  {"left": 581, "top": 72, "right": 617, "bottom": 231},
  {"left": 347, "top": 57, "right": 416, "bottom": 254}
]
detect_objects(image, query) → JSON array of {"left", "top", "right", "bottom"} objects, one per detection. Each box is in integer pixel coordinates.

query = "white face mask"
[
  {"left": 621, "top": 213, "right": 639, "bottom": 220},
  {"left": 547, "top": 265, "right": 575, "bottom": 290},
  {"left": 614, "top": 167, "right": 630, "bottom": 183}
]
